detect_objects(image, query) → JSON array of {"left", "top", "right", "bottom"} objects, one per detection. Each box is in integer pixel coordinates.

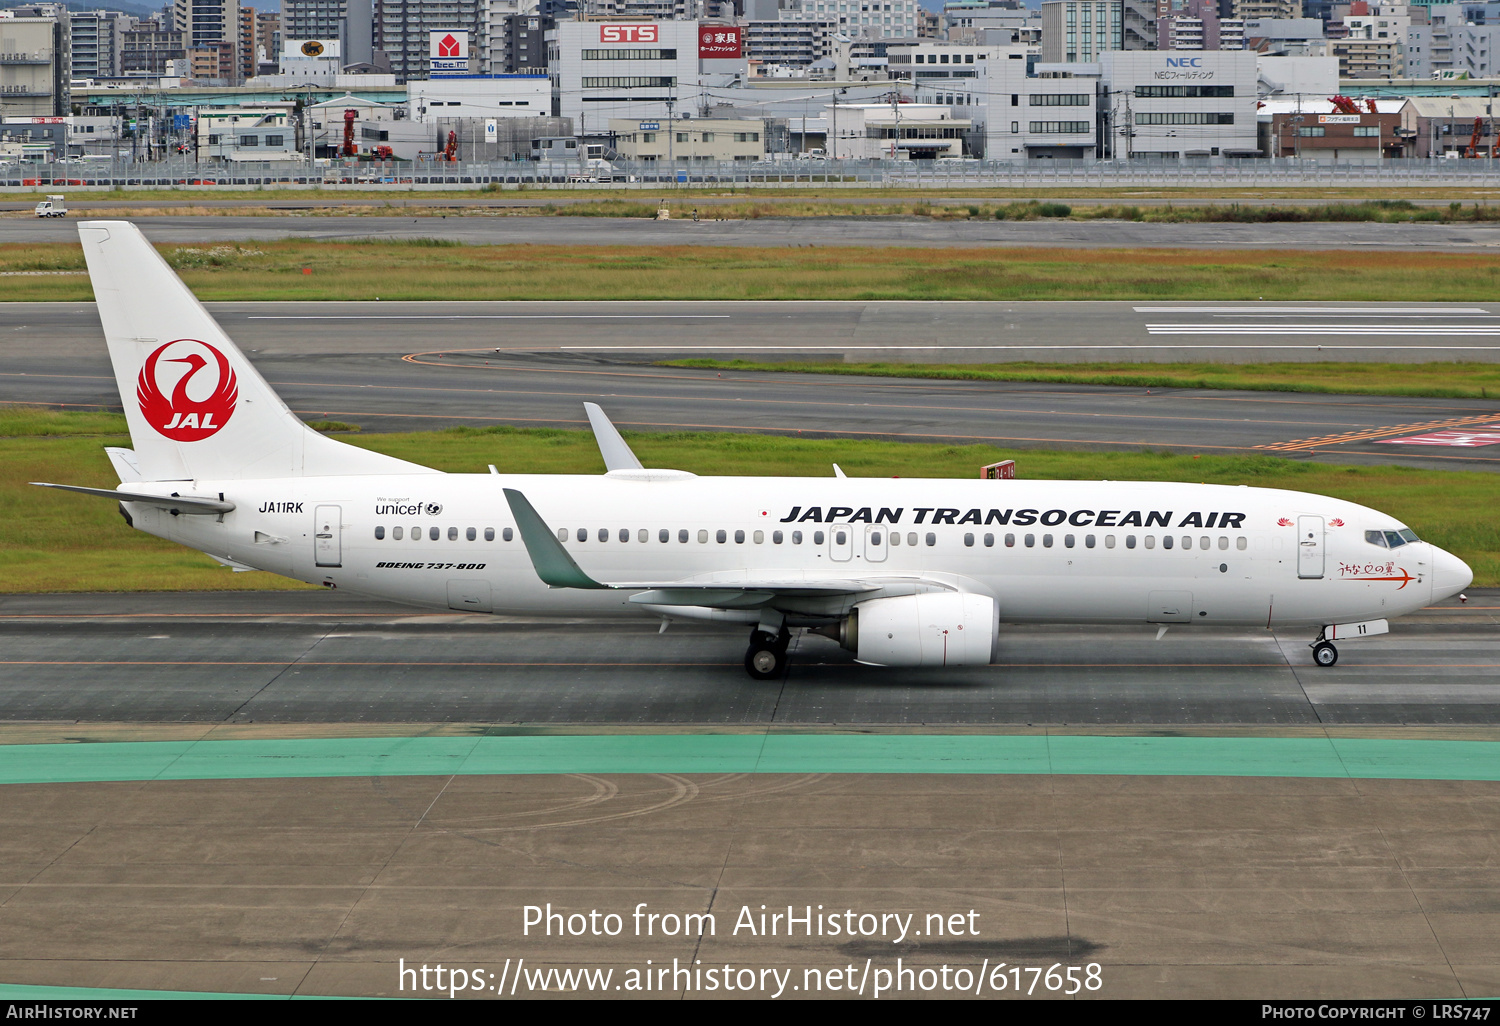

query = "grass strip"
[
  {"left": 4, "top": 409, "right": 1496, "bottom": 591},
  {"left": 21, "top": 197, "right": 1500, "bottom": 223},
  {"left": 10, "top": 240, "right": 1500, "bottom": 302},
  {"left": 664, "top": 359, "right": 1500, "bottom": 401}
]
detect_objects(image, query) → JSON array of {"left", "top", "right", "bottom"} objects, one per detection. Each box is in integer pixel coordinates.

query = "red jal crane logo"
[
  {"left": 438, "top": 33, "right": 461, "bottom": 57},
  {"left": 137, "top": 340, "right": 238, "bottom": 440}
]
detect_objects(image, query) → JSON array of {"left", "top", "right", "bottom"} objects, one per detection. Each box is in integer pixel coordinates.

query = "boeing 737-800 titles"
[{"left": 35, "top": 222, "right": 1473, "bottom": 678}]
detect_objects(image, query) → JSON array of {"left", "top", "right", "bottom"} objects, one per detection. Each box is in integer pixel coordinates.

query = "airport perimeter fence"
[{"left": 7, "top": 156, "right": 1500, "bottom": 190}]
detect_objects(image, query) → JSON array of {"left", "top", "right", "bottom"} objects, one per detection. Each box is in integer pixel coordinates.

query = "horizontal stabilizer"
[{"left": 31, "top": 482, "right": 234, "bottom": 515}]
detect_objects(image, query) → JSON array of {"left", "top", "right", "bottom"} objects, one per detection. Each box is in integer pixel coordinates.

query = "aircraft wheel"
[
  {"left": 744, "top": 631, "right": 788, "bottom": 680},
  {"left": 1313, "top": 642, "right": 1338, "bottom": 667}
]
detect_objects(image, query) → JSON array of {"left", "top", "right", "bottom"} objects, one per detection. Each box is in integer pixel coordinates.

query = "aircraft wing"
[{"left": 503, "top": 487, "right": 930, "bottom": 606}]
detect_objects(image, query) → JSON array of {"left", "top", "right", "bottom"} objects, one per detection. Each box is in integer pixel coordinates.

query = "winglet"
[
  {"left": 502, "top": 487, "right": 609, "bottom": 589},
  {"left": 584, "top": 403, "right": 643, "bottom": 472}
]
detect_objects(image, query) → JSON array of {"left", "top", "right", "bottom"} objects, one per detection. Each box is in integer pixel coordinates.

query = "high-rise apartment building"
[
  {"left": 1041, "top": 0, "right": 1123, "bottom": 61},
  {"left": 254, "top": 9, "right": 278, "bottom": 72},
  {"left": 746, "top": 0, "right": 921, "bottom": 40},
  {"left": 281, "top": 0, "right": 373, "bottom": 65},
  {"left": 70, "top": 8, "right": 131, "bottom": 79},
  {"left": 374, "top": 0, "right": 485, "bottom": 81},
  {"left": 173, "top": 0, "right": 240, "bottom": 80}
]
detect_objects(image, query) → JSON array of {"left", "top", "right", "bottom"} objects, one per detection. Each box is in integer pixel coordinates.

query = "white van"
[{"left": 34, "top": 195, "right": 67, "bottom": 218}]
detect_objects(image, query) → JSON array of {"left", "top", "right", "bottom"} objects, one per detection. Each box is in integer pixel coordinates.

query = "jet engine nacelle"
[{"left": 846, "top": 592, "right": 998, "bottom": 667}]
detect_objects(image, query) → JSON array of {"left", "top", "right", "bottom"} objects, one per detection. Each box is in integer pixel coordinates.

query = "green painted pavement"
[{"left": 0, "top": 734, "right": 1497, "bottom": 785}]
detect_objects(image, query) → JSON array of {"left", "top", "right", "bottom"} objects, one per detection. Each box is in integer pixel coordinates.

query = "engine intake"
[{"left": 816, "top": 592, "right": 998, "bottom": 667}]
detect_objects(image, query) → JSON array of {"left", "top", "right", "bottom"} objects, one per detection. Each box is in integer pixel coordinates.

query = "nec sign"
[
  {"left": 1165, "top": 57, "right": 1202, "bottom": 67},
  {"left": 601, "top": 24, "right": 658, "bottom": 43}
]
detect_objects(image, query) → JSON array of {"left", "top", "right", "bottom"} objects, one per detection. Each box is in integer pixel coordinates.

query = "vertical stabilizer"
[{"left": 78, "top": 221, "right": 437, "bottom": 481}]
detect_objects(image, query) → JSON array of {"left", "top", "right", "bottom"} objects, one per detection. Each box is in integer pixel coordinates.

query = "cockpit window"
[{"left": 1398, "top": 528, "right": 1420, "bottom": 544}]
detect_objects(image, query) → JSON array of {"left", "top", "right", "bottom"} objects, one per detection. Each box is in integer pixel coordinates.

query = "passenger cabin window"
[
  {"left": 984, "top": 533, "right": 994, "bottom": 547},
  {"left": 375, "top": 526, "right": 385, "bottom": 540},
  {"left": 448, "top": 527, "right": 458, "bottom": 540},
  {"left": 753, "top": 530, "right": 763, "bottom": 543},
  {"left": 557, "top": 528, "right": 568, "bottom": 542},
  {"left": 393, "top": 526, "right": 403, "bottom": 540},
  {"left": 716, "top": 529, "right": 727, "bottom": 543},
  {"left": 814, "top": 531, "right": 826, "bottom": 545},
  {"left": 1104, "top": 535, "right": 1115, "bottom": 548},
  {"left": 486, "top": 528, "right": 496, "bottom": 541},
  {"left": 907, "top": 532, "right": 918, "bottom": 546},
  {"left": 890, "top": 532, "right": 900, "bottom": 546},
  {"left": 1005, "top": 533, "right": 1015, "bottom": 547},
  {"left": 1162, "top": 536, "right": 1173, "bottom": 550},
  {"left": 1042, "top": 534, "right": 1053, "bottom": 548},
  {"left": 1236, "top": 537, "right": 1246, "bottom": 550},
  {"left": 430, "top": 527, "right": 439, "bottom": 541},
  {"left": 793, "top": 531, "right": 803, "bottom": 544},
  {"left": 412, "top": 524, "right": 421, "bottom": 539},
  {"left": 1125, "top": 535, "right": 1135, "bottom": 549},
  {"left": 925, "top": 532, "right": 936, "bottom": 546},
  {"left": 773, "top": 531, "right": 783, "bottom": 544},
  {"left": 679, "top": 529, "right": 689, "bottom": 543},
  {"left": 735, "top": 530, "right": 746, "bottom": 544},
  {"left": 964, "top": 532, "right": 975, "bottom": 547}
]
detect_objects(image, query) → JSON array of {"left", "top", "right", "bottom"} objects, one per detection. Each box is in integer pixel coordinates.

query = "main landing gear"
[
  {"left": 1310, "top": 629, "right": 1338, "bottom": 668},
  {"left": 745, "top": 627, "right": 791, "bottom": 680}
]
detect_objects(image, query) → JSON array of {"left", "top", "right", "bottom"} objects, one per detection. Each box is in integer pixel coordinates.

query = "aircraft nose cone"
[{"left": 1431, "top": 546, "right": 1474, "bottom": 603}]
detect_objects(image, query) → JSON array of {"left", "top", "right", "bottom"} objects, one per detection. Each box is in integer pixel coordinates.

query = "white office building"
[
  {"left": 409, "top": 73, "right": 550, "bottom": 118},
  {"left": 548, "top": 20, "right": 747, "bottom": 132},
  {"left": 1099, "top": 49, "right": 1259, "bottom": 158}
]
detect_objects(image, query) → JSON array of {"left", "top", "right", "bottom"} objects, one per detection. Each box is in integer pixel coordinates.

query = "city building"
[
  {"left": 969, "top": 53, "right": 1100, "bottom": 158},
  {"left": 825, "top": 101, "right": 969, "bottom": 157},
  {"left": 374, "top": 0, "right": 485, "bottom": 81},
  {"left": 0, "top": 4, "right": 70, "bottom": 117},
  {"left": 547, "top": 19, "right": 747, "bottom": 133},
  {"left": 282, "top": 0, "right": 374, "bottom": 66},
  {"left": 1232, "top": 0, "right": 1302, "bottom": 18},
  {"left": 1100, "top": 48, "right": 1261, "bottom": 156},
  {"left": 1041, "top": 0, "right": 1124, "bottom": 62},
  {"left": 1243, "top": 17, "right": 1327, "bottom": 55},
  {"left": 746, "top": 0, "right": 922, "bottom": 40},
  {"left": 254, "top": 10, "right": 279, "bottom": 74},
  {"left": 120, "top": 15, "right": 186, "bottom": 78},
  {"left": 408, "top": 73, "right": 549, "bottom": 117},
  {"left": 173, "top": 0, "right": 240, "bottom": 82},
  {"left": 194, "top": 105, "right": 300, "bottom": 159},
  {"left": 1261, "top": 97, "right": 1404, "bottom": 158},
  {"left": 489, "top": 11, "right": 549, "bottom": 75},
  {"left": 1400, "top": 93, "right": 1500, "bottom": 155},
  {"left": 1157, "top": 0, "right": 1246, "bottom": 48},
  {"left": 743, "top": 19, "right": 835, "bottom": 66},
  {"left": 70, "top": 9, "right": 130, "bottom": 80},
  {"left": 583, "top": 0, "right": 702, "bottom": 18},
  {"left": 1336, "top": 7, "right": 1409, "bottom": 75},
  {"left": 609, "top": 114, "right": 765, "bottom": 159}
]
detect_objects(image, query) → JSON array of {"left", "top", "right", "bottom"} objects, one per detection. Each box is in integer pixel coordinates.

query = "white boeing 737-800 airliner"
[{"left": 35, "top": 222, "right": 1473, "bottom": 678}]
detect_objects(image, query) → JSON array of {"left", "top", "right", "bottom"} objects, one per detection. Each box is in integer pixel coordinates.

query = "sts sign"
[{"left": 600, "top": 24, "right": 658, "bottom": 43}]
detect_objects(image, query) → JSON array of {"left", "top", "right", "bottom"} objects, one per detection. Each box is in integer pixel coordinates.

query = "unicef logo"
[{"left": 424, "top": 502, "right": 443, "bottom": 516}]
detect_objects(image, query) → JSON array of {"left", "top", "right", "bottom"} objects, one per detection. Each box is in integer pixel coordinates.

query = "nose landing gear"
[
  {"left": 1310, "top": 627, "right": 1338, "bottom": 667},
  {"left": 745, "top": 628, "right": 791, "bottom": 680}
]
